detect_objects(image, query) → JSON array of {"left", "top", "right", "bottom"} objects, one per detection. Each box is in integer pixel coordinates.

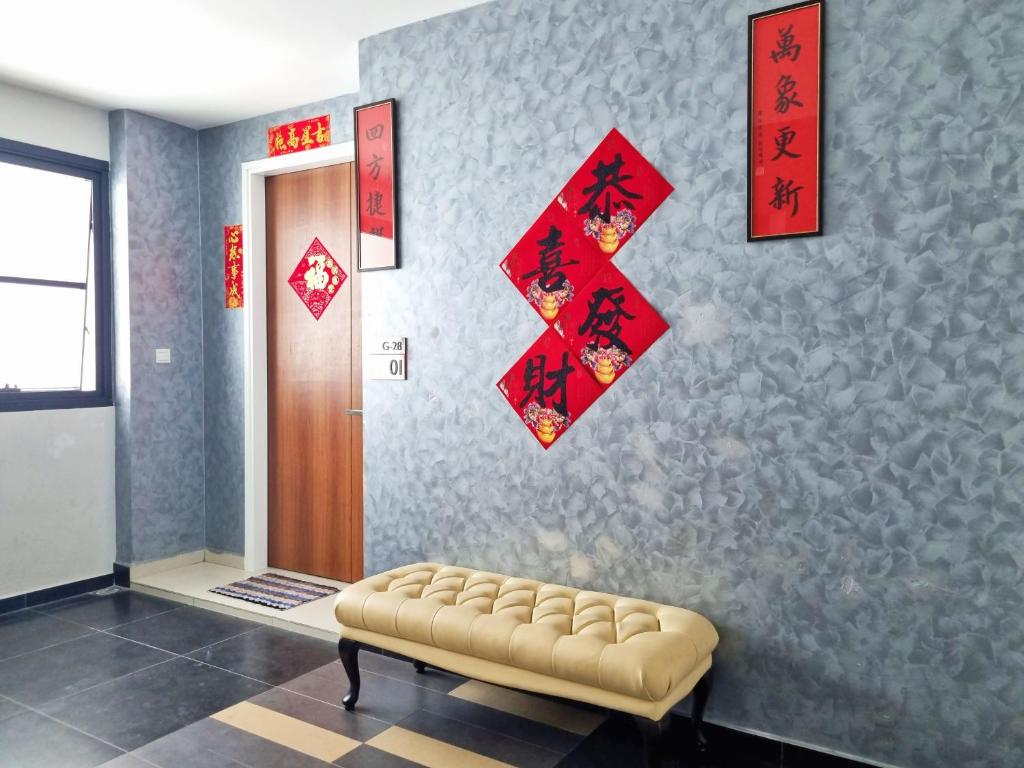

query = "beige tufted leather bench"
[{"left": 334, "top": 563, "right": 718, "bottom": 765}]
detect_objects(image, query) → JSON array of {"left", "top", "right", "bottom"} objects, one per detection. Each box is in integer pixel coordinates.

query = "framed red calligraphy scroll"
[
  {"left": 224, "top": 224, "right": 243, "bottom": 309},
  {"left": 267, "top": 115, "right": 331, "bottom": 157},
  {"left": 354, "top": 99, "right": 399, "bottom": 271},
  {"left": 748, "top": 0, "right": 824, "bottom": 240}
]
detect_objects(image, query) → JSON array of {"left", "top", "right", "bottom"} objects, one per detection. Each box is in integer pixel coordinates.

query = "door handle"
[{"left": 345, "top": 408, "right": 363, "bottom": 416}]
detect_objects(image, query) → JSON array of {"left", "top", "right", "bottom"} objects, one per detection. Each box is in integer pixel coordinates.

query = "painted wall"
[
  {"left": 353, "top": 2, "right": 1024, "bottom": 768},
  {"left": 198, "top": 95, "right": 359, "bottom": 553},
  {"left": 0, "top": 409, "right": 116, "bottom": 597},
  {"left": 0, "top": 81, "right": 109, "bottom": 160},
  {"left": 0, "top": 83, "right": 115, "bottom": 596},
  {"left": 109, "top": 110, "right": 205, "bottom": 564}
]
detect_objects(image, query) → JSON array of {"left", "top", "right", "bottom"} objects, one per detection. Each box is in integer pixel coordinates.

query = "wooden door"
[{"left": 266, "top": 163, "right": 362, "bottom": 583}]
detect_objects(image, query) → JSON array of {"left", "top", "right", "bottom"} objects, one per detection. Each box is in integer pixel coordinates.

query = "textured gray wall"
[
  {"left": 198, "top": 96, "right": 359, "bottom": 553},
  {"left": 355, "top": 1, "right": 1024, "bottom": 767},
  {"left": 110, "top": 110, "right": 206, "bottom": 563}
]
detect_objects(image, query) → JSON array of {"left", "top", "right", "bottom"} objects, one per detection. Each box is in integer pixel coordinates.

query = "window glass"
[
  {"left": 0, "top": 282, "right": 89, "bottom": 391},
  {"left": 0, "top": 162, "right": 92, "bottom": 283}
]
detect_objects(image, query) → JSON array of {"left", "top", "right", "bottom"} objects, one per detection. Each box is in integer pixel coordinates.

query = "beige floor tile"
[
  {"left": 368, "top": 725, "right": 515, "bottom": 768},
  {"left": 212, "top": 701, "right": 359, "bottom": 762}
]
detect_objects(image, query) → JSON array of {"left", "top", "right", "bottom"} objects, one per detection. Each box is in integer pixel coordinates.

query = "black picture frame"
[
  {"left": 747, "top": 0, "right": 825, "bottom": 241},
  {"left": 354, "top": 98, "right": 399, "bottom": 271}
]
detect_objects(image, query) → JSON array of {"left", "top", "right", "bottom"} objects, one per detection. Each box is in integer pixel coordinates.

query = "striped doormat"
[{"left": 209, "top": 572, "right": 339, "bottom": 610}]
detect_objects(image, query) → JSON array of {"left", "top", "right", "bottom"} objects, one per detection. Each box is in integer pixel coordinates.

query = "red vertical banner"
[
  {"left": 267, "top": 115, "right": 331, "bottom": 157},
  {"left": 224, "top": 224, "right": 243, "bottom": 309},
  {"left": 354, "top": 99, "right": 398, "bottom": 271},
  {"left": 748, "top": 0, "right": 824, "bottom": 240}
]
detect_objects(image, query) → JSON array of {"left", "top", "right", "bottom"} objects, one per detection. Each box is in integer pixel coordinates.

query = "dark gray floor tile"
[
  {"left": 0, "top": 710, "right": 122, "bottom": 768},
  {"left": 157, "top": 717, "right": 336, "bottom": 768},
  {"left": 0, "top": 695, "right": 26, "bottom": 722},
  {"left": 0, "top": 609, "right": 94, "bottom": 661},
  {"left": 41, "top": 656, "right": 269, "bottom": 751},
  {"left": 355, "top": 651, "right": 465, "bottom": 694},
  {"left": 96, "top": 756, "right": 157, "bottom": 768},
  {"left": 419, "top": 687, "right": 583, "bottom": 754},
  {"left": 282, "top": 667, "right": 432, "bottom": 725},
  {"left": 0, "top": 632, "right": 174, "bottom": 706},
  {"left": 131, "top": 722, "right": 251, "bottom": 768},
  {"left": 250, "top": 685, "right": 389, "bottom": 742},
  {"left": 397, "top": 708, "right": 563, "bottom": 768},
  {"left": 40, "top": 590, "right": 181, "bottom": 630},
  {"left": 110, "top": 605, "right": 262, "bottom": 655},
  {"left": 336, "top": 744, "right": 424, "bottom": 768},
  {"left": 187, "top": 625, "right": 338, "bottom": 686}
]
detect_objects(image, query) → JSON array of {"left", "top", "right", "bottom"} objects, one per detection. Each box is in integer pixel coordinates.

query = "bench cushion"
[{"left": 335, "top": 563, "right": 717, "bottom": 703}]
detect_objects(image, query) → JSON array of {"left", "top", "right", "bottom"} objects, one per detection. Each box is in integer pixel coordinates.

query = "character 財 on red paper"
[
  {"left": 555, "top": 262, "right": 669, "bottom": 388},
  {"left": 496, "top": 328, "right": 601, "bottom": 449}
]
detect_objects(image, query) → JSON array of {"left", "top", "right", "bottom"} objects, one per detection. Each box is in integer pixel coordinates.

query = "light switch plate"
[{"left": 155, "top": 348, "right": 171, "bottom": 364}]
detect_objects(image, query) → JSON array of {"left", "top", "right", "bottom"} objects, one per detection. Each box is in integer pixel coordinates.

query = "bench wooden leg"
[
  {"left": 635, "top": 713, "right": 670, "bottom": 768},
  {"left": 692, "top": 668, "right": 713, "bottom": 751},
  {"left": 338, "top": 638, "right": 361, "bottom": 710},
  {"left": 413, "top": 660, "right": 427, "bottom": 674}
]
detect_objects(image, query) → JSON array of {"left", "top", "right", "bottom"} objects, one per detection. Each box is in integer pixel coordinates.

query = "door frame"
[{"left": 240, "top": 141, "right": 356, "bottom": 572}]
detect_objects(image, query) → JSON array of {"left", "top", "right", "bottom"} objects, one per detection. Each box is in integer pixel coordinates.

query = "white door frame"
[{"left": 241, "top": 142, "right": 356, "bottom": 572}]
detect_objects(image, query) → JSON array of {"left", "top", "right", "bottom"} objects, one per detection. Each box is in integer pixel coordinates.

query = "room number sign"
[{"left": 368, "top": 337, "right": 407, "bottom": 380}]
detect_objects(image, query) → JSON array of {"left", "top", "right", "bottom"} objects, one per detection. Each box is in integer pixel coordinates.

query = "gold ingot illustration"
[
  {"left": 595, "top": 356, "right": 616, "bottom": 385},
  {"left": 536, "top": 416, "right": 557, "bottom": 444},
  {"left": 598, "top": 223, "right": 620, "bottom": 254},
  {"left": 539, "top": 292, "right": 560, "bottom": 320}
]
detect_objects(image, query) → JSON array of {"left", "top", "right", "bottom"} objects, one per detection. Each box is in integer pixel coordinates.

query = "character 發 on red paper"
[
  {"left": 555, "top": 262, "right": 669, "bottom": 388},
  {"left": 558, "top": 128, "right": 673, "bottom": 257},
  {"left": 500, "top": 201, "right": 604, "bottom": 324},
  {"left": 496, "top": 328, "right": 602, "bottom": 449}
]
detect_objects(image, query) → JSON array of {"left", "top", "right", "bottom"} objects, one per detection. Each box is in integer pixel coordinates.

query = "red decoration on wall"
[
  {"left": 558, "top": 128, "right": 674, "bottom": 257},
  {"left": 267, "top": 115, "right": 331, "bottom": 157},
  {"left": 499, "top": 200, "right": 606, "bottom": 326},
  {"left": 288, "top": 237, "right": 346, "bottom": 320},
  {"left": 496, "top": 328, "right": 603, "bottom": 450},
  {"left": 748, "top": 0, "right": 824, "bottom": 240},
  {"left": 497, "top": 129, "right": 674, "bottom": 448},
  {"left": 224, "top": 224, "right": 243, "bottom": 309},
  {"left": 553, "top": 262, "right": 669, "bottom": 388},
  {"left": 354, "top": 99, "right": 398, "bottom": 271}
]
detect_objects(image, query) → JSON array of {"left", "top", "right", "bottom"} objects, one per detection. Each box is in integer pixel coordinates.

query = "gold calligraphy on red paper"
[
  {"left": 288, "top": 237, "right": 347, "bottom": 320},
  {"left": 224, "top": 224, "right": 243, "bottom": 309},
  {"left": 267, "top": 115, "right": 331, "bottom": 157}
]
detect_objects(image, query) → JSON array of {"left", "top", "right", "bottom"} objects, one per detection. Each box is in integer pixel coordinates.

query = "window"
[{"left": 0, "top": 137, "right": 112, "bottom": 411}]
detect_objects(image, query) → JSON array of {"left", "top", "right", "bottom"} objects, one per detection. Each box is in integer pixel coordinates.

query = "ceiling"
[{"left": 0, "top": 0, "right": 489, "bottom": 129}]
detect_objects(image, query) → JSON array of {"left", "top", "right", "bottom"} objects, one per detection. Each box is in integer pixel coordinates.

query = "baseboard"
[
  {"left": 697, "top": 717, "right": 903, "bottom": 768},
  {"left": 0, "top": 572, "right": 115, "bottom": 615}
]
